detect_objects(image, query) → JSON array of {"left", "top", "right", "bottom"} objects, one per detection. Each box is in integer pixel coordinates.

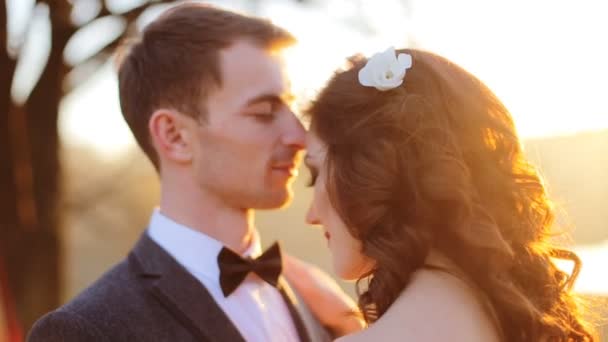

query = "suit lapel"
[{"left": 129, "top": 233, "right": 246, "bottom": 342}]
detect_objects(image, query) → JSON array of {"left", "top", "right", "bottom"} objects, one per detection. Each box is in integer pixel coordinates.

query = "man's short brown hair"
[{"left": 116, "top": 3, "right": 296, "bottom": 169}]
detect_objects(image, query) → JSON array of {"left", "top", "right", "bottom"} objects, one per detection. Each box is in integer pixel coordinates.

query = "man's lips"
[{"left": 272, "top": 163, "right": 299, "bottom": 176}]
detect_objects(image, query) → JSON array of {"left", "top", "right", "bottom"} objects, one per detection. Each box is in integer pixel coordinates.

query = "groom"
[{"left": 28, "top": 3, "right": 357, "bottom": 341}]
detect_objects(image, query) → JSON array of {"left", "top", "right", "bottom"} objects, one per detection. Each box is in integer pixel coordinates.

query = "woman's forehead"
[{"left": 305, "top": 131, "right": 327, "bottom": 156}]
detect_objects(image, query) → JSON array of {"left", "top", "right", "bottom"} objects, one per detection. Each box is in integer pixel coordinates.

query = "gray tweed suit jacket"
[{"left": 27, "top": 232, "right": 332, "bottom": 342}]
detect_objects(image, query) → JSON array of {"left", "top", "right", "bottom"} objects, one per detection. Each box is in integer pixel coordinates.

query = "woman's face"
[{"left": 304, "top": 131, "right": 374, "bottom": 280}]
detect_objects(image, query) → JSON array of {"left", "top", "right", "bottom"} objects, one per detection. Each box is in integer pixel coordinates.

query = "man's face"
[{"left": 190, "top": 40, "right": 305, "bottom": 209}]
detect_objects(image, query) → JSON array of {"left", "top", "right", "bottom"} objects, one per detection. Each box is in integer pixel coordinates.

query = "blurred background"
[{"left": 1, "top": 0, "right": 606, "bottom": 340}]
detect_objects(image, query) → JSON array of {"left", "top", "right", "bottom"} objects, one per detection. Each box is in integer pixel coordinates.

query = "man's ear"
[{"left": 148, "top": 109, "right": 194, "bottom": 164}]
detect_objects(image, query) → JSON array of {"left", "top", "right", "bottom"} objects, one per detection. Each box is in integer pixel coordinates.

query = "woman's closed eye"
[{"left": 306, "top": 167, "right": 318, "bottom": 187}]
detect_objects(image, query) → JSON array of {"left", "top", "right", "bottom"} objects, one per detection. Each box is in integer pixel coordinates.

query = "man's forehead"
[
  {"left": 220, "top": 40, "right": 285, "bottom": 72},
  {"left": 220, "top": 45, "right": 287, "bottom": 82}
]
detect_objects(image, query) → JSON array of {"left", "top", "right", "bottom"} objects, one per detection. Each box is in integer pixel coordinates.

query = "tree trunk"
[
  {"left": 18, "top": 4, "right": 73, "bottom": 333},
  {"left": 1, "top": 0, "right": 74, "bottom": 332},
  {"left": 1, "top": 0, "right": 166, "bottom": 332},
  {"left": 0, "top": 0, "right": 23, "bottom": 337},
  {"left": 0, "top": 0, "right": 18, "bottom": 249}
]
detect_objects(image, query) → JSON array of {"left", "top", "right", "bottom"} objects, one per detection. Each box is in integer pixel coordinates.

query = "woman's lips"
[{"left": 324, "top": 231, "right": 331, "bottom": 240}]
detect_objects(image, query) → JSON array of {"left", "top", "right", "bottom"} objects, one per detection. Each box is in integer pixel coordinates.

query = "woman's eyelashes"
[{"left": 306, "top": 166, "right": 318, "bottom": 187}]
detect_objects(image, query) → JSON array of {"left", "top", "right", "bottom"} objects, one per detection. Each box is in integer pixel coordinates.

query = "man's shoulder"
[
  {"left": 69, "top": 257, "right": 140, "bottom": 310},
  {"left": 27, "top": 258, "right": 138, "bottom": 341},
  {"left": 28, "top": 256, "right": 151, "bottom": 341},
  {"left": 27, "top": 307, "right": 111, "bottom": 342}
]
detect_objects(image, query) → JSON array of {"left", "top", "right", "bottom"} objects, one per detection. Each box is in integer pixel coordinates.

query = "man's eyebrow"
[{"left": 245, "top": 93, "right": 295, "bottom": 106}]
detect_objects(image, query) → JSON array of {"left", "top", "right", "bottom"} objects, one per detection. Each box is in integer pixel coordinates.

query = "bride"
[{"left": 287, "top": 47, "right": 596, "bottom": 341}]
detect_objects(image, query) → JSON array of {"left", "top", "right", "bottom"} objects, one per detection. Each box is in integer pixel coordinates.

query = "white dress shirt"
[{"left": 147, "top": 209, "right": 300, "bottom": 342}]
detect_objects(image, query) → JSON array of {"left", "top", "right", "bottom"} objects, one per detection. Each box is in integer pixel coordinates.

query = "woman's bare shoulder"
[{"left": 337, "top": 269, "right": 500, "bottom": 342}]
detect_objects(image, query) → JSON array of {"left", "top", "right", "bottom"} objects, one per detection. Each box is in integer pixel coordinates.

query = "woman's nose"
[{"left": 305, "top": 205, "right": 321, "bottom": 226}]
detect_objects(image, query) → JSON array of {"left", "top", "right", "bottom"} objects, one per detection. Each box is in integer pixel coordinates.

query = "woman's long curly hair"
[{"left": 305, "top": 49, "right": 596, "bottom": 341}]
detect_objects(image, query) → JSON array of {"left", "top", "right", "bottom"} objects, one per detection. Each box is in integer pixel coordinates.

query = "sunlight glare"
[
  {"left": 555, "top": 242, "right": 608, "bottom": 295},
  {"left": 59, "top": 63, "right": 135, "bottom": 159}
]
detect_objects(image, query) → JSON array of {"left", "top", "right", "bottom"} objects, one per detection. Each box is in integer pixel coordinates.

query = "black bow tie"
[{"left": 217, "top": 242, "right": 283, "bottom": 297}]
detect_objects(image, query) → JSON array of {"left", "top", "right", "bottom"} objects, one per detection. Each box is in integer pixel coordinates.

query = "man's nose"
[{"left": 282, "top": 111, "right": 306, "bottom": 150}]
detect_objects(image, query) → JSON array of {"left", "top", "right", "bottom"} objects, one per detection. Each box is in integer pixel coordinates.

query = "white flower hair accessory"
[{"left": 358, "top": 47, "right": 412, "bottom": 91}]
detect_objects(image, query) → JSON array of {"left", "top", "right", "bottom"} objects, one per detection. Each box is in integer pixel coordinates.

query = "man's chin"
[{"left": 254, "top": 187, "right": 294, "bottom": 210}]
